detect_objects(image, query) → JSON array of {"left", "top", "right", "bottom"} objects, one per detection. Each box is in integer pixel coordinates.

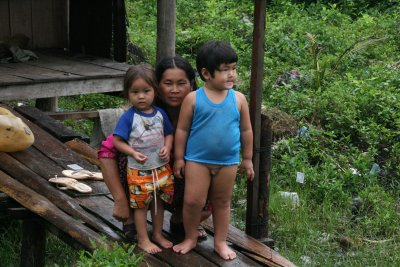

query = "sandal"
[
  {"left": 62, "top": 169, "right": 103, "bottom": 180},
  {"left": 49, "top": 176, "right": 92, "bottom": 193},
  {"left": 122, "top": 223, "right": 137, "bottom": 243}
]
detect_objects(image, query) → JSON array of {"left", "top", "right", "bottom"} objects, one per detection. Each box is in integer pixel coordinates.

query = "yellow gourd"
[
  {"left": 0, "top": 107, "right": 14, "bottom": 116},
  {"left": 0, "top": 107, "right": 35, "bottom": 152}
]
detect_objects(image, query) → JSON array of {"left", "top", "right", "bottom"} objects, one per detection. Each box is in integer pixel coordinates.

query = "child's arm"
[
  {"left": 159, "top": 134, "right": 173, "bottom": 162},
  {"left": 236, "top": 92, "right": 255, "bottom": 181},
  {"left": 113, "top": 135, "right": 148, "bottom": 163},
  {"left": 174, "top": 92, "right": 195, "bottom": 178}
]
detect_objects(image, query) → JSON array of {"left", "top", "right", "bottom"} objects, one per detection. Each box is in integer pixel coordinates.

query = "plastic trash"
[{"left": 278, "top": 191, "right": 300, "bottom": 207}]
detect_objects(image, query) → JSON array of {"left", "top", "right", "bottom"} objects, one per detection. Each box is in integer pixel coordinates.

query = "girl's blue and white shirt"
[{"left": 114, "top": 106, "right": 173, "bottom": 170}]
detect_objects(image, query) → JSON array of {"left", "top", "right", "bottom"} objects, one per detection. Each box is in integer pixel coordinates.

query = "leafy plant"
[
  {"left": 76, "top": 238, "right": 143, "bottom": 267},
  {"left": 305, "top": 32, "right": 385, "bottom": 89}
]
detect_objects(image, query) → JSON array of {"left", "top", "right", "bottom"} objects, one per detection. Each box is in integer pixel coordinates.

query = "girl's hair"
[
  {"left": 196, "top": 40, "right": 238, "bottom": 81},
  {"left": 123, "top": 64, "right": 158, "bottom": 98},
  {"left": 155, "top": 55, "right": 198, "bottom": 90}
]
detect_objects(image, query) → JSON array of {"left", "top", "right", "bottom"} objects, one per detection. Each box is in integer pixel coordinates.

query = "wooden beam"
[
  {"left": 35, "top": 97, "right": 58, "bottom": 112},
  {"left": 15, "top": 105, "right": 90, "bottom": 143},
  {"left": 0, "top": 170, "right": 106, "bottom": 251},
  {"left": 0, "top": 152, "right": 120, "bottom": 241},
  {"left": 156, "top": 0, "right": 176, "bottom": 63},
  {"left": 0, "top": 77, "right": 123, "bottom": 101},
  {"left": 247, "top": 0, "right": 267, "bottom": 238},
  {"left": 202, "top": 217, "right": 296, "bottom": 267},
  {"left": 45, "top": 110, "right": 99, "bottom": 121}
]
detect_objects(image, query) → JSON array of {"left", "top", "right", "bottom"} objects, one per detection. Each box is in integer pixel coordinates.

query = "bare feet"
[
  {"left": 215, "top": 242, "right": 236, "bottom": 260},
  {"left": 172, "top": 238, "right": 197, "bottom": 254},
  {"left": 112, "top": 201, "right": 130, "bottom": 222},
  {"left": 138, "top": 239, "right": 162, "bottom": 254},
  {"left": 153, "top": 233, "right": 173, "bottom": 249}
]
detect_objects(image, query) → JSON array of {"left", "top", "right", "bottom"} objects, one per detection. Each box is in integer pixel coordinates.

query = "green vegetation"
[
  {"left": 76, "top": 239, "right": 143, "bottom": 267},
  {"left": 1, "top": 0, "right": 399, "bottom": 266}
]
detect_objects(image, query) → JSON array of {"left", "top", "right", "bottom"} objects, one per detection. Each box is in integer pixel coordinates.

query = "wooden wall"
[{"left": 0, "top": 0, "right": 68, "bottom": 49}]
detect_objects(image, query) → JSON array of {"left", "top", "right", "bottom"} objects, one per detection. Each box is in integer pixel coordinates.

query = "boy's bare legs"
[
  {"left": 151, "top": 197, "right": 173, "bottom": 249},
  {"left": 135, "top": 207, "right": 161, "bottom": 254},
  {"left": 173, "top": 161, "right": 211, "bottom": 254},
  {"left": 209, "top": 165, "right": 237, "bottom": 260}
]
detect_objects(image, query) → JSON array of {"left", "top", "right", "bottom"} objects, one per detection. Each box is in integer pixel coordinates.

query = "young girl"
[
  {"left": 173, "top": 41, "right": 255, "bottom": 260},
  {"left": 113, "top": 64, "right": 174, "bottom": 254}
]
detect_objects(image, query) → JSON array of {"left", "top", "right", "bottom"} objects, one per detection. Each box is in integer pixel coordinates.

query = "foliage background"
[
  {"left": 1, "top": 0, "right": 399, "bottom": 266},
  {"left": 126, "top": 0, "right": 400, "bottom": 265}
]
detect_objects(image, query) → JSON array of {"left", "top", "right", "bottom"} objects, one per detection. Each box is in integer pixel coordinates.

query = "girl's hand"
[
  {"left": 132, "top": 151, "right": 148, "bottom": 164},
  {"left": 240, "top": 159, "right": 255, "bottom": 181},
  {"left": 159, "top": 146, "right": 170, "bottom": 162},
  {"left": 173, "top": 159, "right": 185, "bottom": 179}
]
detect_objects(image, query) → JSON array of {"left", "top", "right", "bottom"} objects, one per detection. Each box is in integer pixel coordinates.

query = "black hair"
[
  {"left": 196, "top": 40, "right": 238, "bottom": 81},
  {"left": 123, "top": 63, "right": 157, "bottom": 98},
  {"left": 155, "top": 55, "right": 198, "bottom": 90}
]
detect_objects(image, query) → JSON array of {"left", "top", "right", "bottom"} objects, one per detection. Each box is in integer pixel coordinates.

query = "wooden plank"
[
  {"left": 57, "top": 53, "right": 131, "bottom": 71},
  {"left": 0, "top": 61, "right": 82, "bottom": 82},
  {"left": 154, "top": 246, "right": 218, "bottom": 267},
  {"left": 15, "top": 105, "right": 90, "bottom": 143},
  {"left": 202, "top": 218, "right": 296, "bottom": 267},
  {"left": 27, "top": 53, "right": 124, "bottom": 77},
  {"left": 46, "top": 110, "right": 100, "bottom": 121},
  {"left": 0, "top": 193, "right": 34, "bottom": 220},
  {"left": 0, "top": 170, "right": 105, "bottom": 251},
  {"left": 33, "top": 50, "right": 131, "bottom": 71},
  {"left": 0, "top": 0, "right": 10, "bottom": 41},
  {"left": 9, "top": 145, "right": 109, "bottom": 198},
  {"left": 64, "top": 138, "right": 101, "bottom": 167},
  {"left": 0, "top": 76, "right": 123, "bottom": 100},
  {"left": 0, "top": 71, "right": 33, "bottom": 84},
  {"left": 0, "top": 152, "right": 120, "bottom": 240},
  {"left": 9, "top": 0, "right": 33, "bottom": 47},
  {"left": 75, "top": 195, "right": 122, "bottom": 230},
  {"left": 78, "top": 197, "right": 217, "bottom": 266},
  {"left": 161, "top": 212, "right": 260, "bottom": 267},
  {"left": 1, "top": 105, "right": 96, "bottom": 171}
]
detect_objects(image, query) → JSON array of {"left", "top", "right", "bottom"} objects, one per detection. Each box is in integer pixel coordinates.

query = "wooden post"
[
  {"left": 246, "top": 0, "right": 267, "bottom": 238},
  {"left": 20, "top": 217, "right": 46, "bottom": 267},
  {"left": 156, "top": 0, "right": 176, "bottom": 63},
  {"left": 35, "top": 97, "right": 58, "bottom": 112},
  {"left": 258, "top": 113, "right": 273, "bottom": 243}
]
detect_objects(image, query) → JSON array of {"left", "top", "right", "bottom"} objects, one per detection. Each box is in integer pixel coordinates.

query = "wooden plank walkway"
[
  {"left": 0, "top": 50, "right": 130, "bottom": 101},
  {"left": 0, "top": 104, "right": 296, "bottom": 266}
]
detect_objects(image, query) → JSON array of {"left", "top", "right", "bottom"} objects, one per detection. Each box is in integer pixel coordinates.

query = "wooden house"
[{"left": 0, "top": 0, "right": 128, "bottom": 110}]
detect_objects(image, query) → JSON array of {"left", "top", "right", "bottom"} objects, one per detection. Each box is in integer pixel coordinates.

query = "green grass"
[{"left": 0, "top": 219, "right": 79, "bottom": 267}]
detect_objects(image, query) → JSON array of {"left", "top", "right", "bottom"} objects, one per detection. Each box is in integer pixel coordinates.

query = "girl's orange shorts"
[{"left": 127, "top": 164, "right": 174, "bottom": 209}]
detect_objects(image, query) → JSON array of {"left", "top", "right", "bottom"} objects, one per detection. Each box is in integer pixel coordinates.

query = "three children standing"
[{"left": 113, "top": 40, "right": 254, "bottom": 260}]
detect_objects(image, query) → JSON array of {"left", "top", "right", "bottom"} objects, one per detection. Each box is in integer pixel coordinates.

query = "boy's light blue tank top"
[{"left": 185, "top": 87, "right": 240, "bottom": 165}]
